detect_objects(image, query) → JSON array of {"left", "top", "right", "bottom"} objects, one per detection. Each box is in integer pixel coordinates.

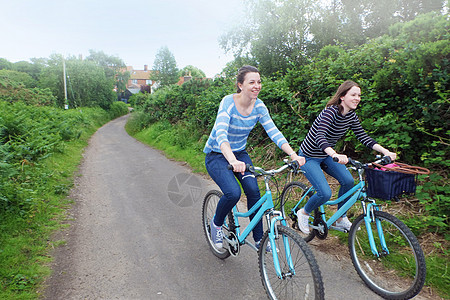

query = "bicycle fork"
[
  {"left": 268, "top": 213, "right": 295, "bottom": 279},
  {"left": 364, "top": 203, "right": 389, "bottom": 257}
]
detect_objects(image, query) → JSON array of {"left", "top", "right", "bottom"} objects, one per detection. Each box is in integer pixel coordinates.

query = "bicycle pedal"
[{"left": 330, "top": 225, "right": 348, "bottom": 233}]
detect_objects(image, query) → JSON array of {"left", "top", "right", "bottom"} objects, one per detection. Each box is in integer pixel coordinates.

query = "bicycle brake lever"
[
  {"left": 289, "top": 160, "right": 300, "bottom": 173},
  {"left": 373, "top": 156, "right": 392, "bottom": 165},
  {"left": 383, "top": 156, "right": 392, "bottom": 164}
]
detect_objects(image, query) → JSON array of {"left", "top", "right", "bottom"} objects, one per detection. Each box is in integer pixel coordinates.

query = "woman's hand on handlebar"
[
  {"left": 333, "top": 154, "right": 348, "bottom": 164},
  {"left": 290, "top": 153, "right": 306, "bottom": 166},
  {"left": 383, "top": 151, "right": 397, "bottom": 162},
  {"left": 229, "top": 160, "right": 246, "bottom": 174}
]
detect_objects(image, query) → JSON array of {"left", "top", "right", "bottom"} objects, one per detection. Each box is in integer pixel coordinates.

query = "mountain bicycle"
[
  {"left": 280, "top": 156, "right": 426, "bottom": 299},
  {"left": 202, "top": 161, "right": 325, "bottom": 300}
]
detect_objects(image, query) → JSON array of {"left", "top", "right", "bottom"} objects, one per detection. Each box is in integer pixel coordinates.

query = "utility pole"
[{"left": 63, "top": 56, "right": 68, "bottom": 109}]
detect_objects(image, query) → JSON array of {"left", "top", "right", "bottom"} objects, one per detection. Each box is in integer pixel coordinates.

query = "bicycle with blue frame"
[
  {"left": 202, "top": 161, "right": 325, "bottom": 300},
  {"left": 280, "top": 156, "right": 426, "bottom": 300}
]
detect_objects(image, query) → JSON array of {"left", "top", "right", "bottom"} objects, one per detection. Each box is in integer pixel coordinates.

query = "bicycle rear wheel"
[
  {"left": 259, "top": 225, "right": 325, "bottom": 300},
  {"left": 280, "top": 181, "right": 315, "bottom": 241},
  {"left": 202, "top": 190, "right": 232, "bottom": 259},
  {"left": 348, "top": 210, "right": 426, "bottom": 299}
]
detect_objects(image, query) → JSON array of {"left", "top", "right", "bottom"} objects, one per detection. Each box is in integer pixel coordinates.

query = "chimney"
[{"left": 144, "top": 65, "right": 148, "bottom": 71}]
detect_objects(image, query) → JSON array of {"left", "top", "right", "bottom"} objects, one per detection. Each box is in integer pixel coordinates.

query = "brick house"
[{"left": 126, "top": 65, "right": 156, "bottom": 93}]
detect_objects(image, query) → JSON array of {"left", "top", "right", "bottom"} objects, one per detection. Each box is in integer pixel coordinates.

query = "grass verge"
[{"left": 0, "top": 108, "right": 112, "bottom": 299}]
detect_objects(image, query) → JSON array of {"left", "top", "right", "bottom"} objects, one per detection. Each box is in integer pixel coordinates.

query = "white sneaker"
[
  {"left": 297, "top": 208, "right": 310, "bottom": 234},
  {"left": 335, "top": 216, "right": 352, "bottom": 231}
]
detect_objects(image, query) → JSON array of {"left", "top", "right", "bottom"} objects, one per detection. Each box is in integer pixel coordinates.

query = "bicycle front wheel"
[
  {"left": 259, "top": 225, "right": 325, "bottom": 300},
  {"left": 201, "top": 190, "right": 231, "bottom": 259},
  {"left": 348, "top": 210, "right": 426, "bottom": 299},
  {"left": 280, "top": 181, "right": 315, "bottom": 241}
]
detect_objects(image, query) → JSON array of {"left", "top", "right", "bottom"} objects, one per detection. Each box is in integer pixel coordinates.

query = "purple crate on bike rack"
[{"left": 365, "top": 167, "right": 416, "bottom": 200}]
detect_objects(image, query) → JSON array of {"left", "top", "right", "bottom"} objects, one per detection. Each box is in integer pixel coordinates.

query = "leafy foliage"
[
  {"left": 178, "top": 65, "right": 206, "bottom": 78},
  {"left": 150, "top": 46, "right": 179, "bottom": 88},
  {"left": 0, "top": 102, "right": 117, "bottom": 298},
  {"left": 39, "top": 55, "right": 116, "bottom": 109},
  {"left": 108, "top": 101, "right": 129, "bottom": 119},
  {"left": 86, "top": 49, "right": 129, "bottom": 94},
  {"left": 0, "top": 75, "right": 56, "bottom": 106},
  {"left": 220, "top": 0, "right": 447, "bottom": 75},
  {"left": 0, "top": 99, "right": 129, "bottom": 214},
  {"left": 0, "top": 69, "right": 36, "bottom": 88}
]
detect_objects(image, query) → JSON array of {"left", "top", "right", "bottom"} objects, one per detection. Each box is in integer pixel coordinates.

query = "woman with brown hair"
[
  {"left": 296, "top": 80, "right": 397, "bottom": 234},
  {"left": 204, "top": 65, "right": 305, "bottom": 250}
]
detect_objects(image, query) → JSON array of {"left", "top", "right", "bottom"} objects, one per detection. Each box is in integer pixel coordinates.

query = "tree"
[
  {"left": 86, "top": 50, "right": 129, "bottom": 95},
  {"left": 0, "top": 69, "right": 36, "bottom": 88},
  {"left": 311, "top": 0, "right": 448, "bottom": 49},
  {"left": 0, "top": 58, "right": 12, "bottom": 70},
  {"left": 11, "top": 60, "right": 44, "bottom": 82},
  {"left": 178, "top": 65, "right": 206, "bottom": 78},
  {"left": 220, "top": 0, "right": 316, "bottom": 75},
  {"left": 221, "top": 56, "right": 258, "bottom": 78},
  {"left": 150, "top": 46, "right": 179, "bottom": 88},
  {"left": 39, "top": 54, "right": 115, "bottom": 109},
  {"left": 220, "top": 0, "right": 448, "bottom": 75}
]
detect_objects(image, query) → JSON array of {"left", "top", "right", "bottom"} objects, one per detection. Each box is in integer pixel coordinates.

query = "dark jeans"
[
  {"left": 205, "top": 150, "right": 263, "bottom": 242},
  {"left": 299, "top": 150, "right": 354, "bottom": 217}
]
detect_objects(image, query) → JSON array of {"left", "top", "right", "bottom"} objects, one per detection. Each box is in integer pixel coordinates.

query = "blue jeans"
[
  {"left": 299, "top": 150, "right": 354, "bottom": 217},
  {"left": 205, "top": 150, "right": 263, "bottom": 242}
]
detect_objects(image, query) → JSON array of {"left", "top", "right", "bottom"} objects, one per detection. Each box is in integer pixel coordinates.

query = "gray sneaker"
[
  {"left": 210, "top": 219, "right": 223, "bottom": 248},
  {"left": 255, "top": 240, "right": 278, "bottom": 253}
]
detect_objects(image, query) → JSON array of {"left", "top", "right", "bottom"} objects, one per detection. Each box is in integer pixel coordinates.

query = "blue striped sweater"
[
  {"left": 300, "top": 105, "right": 377, "bottom": 158},
  {"left": 203, "top": 94, "right": 288, "bottom": 153}
]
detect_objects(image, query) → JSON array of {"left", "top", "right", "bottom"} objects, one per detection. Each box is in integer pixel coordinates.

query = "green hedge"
[{"left": 0, "top": 101, "right": 129, "bottom": 213}]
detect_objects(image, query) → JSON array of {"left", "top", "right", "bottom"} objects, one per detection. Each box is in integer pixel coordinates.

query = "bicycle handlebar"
[
  {"left": 227, "top": 155, "right": 392, "bottom": 174},
  {"left": 332, "top": 155, "right": 392, "bottom": 170},
  {"left": 227, "top": 161, "right": 300, "bottom": 176}
]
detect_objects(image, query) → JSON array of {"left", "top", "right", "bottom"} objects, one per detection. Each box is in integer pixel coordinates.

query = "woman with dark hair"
[
  {"left": 204, "top": 65, "right": 305, "bottom": 250},
  {"left": 296, "top": 80, "right": 397, "bottom": 234}
]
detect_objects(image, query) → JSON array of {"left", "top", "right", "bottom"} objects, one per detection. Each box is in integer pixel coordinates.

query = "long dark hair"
[
  {"left": 236, "top": 65, "right": 260, "bottom": 93},
  {"left": 326, "top": 80, "right": 360, "bottom": 114}
]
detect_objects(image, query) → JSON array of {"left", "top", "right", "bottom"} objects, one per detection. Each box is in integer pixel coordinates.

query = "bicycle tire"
[
  {"left": 280, "top": 181, "right": 315, "bottom": 242},
  {"left": 201, "top": 190, "right": 232, "bottom": 259},
  {"left": 259, "top": 225, "right": 325, "bottom": 300},
  {"left": 348, "top": 210, "right": 426, "bottom": 299}
]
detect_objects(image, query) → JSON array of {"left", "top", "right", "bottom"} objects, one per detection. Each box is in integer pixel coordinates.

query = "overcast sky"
[{"left": 0, "top": 0, "right": 244, "bottom": 78}]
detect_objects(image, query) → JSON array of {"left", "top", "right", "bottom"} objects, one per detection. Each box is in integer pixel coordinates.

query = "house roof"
[
  {"left": 127, "top": 88, "right": 141, "bottom": 94},
  {"left": 128, "top": 83, "right": 141, "bottom": 89},
  {"left": 129, "top": 70, "right": 152, "bottom": 80}
]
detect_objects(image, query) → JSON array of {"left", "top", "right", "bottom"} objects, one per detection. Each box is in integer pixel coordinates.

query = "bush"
[
  {"left": 124, "top": 110, "right": 153, "bottom": 135},
  {"left": 108, "top": 101, "right": 129, "bottom": 119},
  {"left": 0, "top": 76, "right": 56, "bottom": 106},
  {"left": 0, "top": 102, "right": 110, "bottom": 212},
  {"left": 0, "top": 69, "right": 36, "bottom": 88}
]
